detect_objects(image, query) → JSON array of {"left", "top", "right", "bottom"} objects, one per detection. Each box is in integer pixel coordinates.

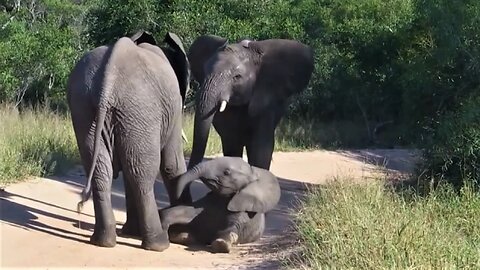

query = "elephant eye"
[
  {"left": 233, "top": 74, "right": 242, "bottom": 80},
  {"left": 224, "top": 169, "right": 231, "bottom": 176}
]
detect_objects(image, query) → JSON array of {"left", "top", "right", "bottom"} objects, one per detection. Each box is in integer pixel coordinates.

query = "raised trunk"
[
  {"left": 188, "top": 110, "right": 214, "bottom": 169},
  {"left": 176, "top": 162, "right": 208, "bottom": 198},
  {"left": 188, "top": 75, "right": 226, "bottom": 169}
]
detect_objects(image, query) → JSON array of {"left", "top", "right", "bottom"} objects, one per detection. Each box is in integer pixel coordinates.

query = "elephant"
[
  {"left": 159, "top": 156, "right": 281, "bottom": 253},
  {"left": 67, "top": 30, "right": 192, "bottom": 251},
  {"left": 187, "top": 35, "right": 314, "bottom": 170}
]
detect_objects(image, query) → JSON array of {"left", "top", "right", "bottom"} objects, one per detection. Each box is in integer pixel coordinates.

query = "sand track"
[{"left": 1, "top": 149, "right": 418, "bottom": 269}]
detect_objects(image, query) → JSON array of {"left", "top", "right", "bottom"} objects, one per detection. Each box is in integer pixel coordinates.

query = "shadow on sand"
[{"left": 338, "top": 149, "right": 420, "bottom": 173}]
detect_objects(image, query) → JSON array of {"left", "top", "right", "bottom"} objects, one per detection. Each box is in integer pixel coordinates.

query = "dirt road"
[{"left": 1, "top": 149, "right": 418, "bottom": 269}]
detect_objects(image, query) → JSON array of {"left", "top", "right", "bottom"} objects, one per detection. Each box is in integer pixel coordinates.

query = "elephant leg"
[
  {"left": 120, "top": 178, "right": 140, "bottom": 238},
  {"left": 71, "top": 109, "right": 116, "bottom": 247},
  {"left": 159, "top": 205, "right": 202, "bottom": 229},
  {"left": 211, "top": 232, "right": 238, "bottom": 253},
  {"left": 214, "top": 108, "right": 247, "bottom": 158},
  {"left": 161, "top": 117, "right": 190, "bottom": 206},
  {"left": 246, "top": 116, "right": 275, "bottom": 170},
  {"left": 220, "top": 134, "right": 244, "bottom": 157},
  {"left": 158, "top": 205, "right": 202, "bottom": 245},
  {"left": 210, "top": 212, "right": 248, "bottom": 253},
  {"left": 117, "top": 134, "right": 140, "bottom": 238},
  {"left": 120, "top": 138, "right": 168, "bottom": 252},
  {"left": 136, "top": 181, "right": 169, "bottom": 251},
  {"left": 90, "top": 162, "right": 117, "bottom": 247}
]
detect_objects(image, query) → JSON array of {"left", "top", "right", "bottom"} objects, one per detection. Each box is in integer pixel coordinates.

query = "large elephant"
[
  {"left": 187, "top": 35, "right": 314, "bottom": 170},
  {"left": 67, "top": 31, "right": 191, "bottom": 251},
  {"left": 159, "top": 157, "right": 281, "bottom": 253}
]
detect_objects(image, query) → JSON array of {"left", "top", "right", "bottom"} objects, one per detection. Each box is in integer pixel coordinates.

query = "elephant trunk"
[
  {"left": 188, "top": 74, "right": 229, "bottom": 169},
  {"left": 176, "top": 162, "right": 209, "bottom": 198}
]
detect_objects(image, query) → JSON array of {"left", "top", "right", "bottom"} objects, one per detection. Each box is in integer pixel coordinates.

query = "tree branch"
[
  {"left": 355, "top": 91, "right": 372, "bottom": 142},
  {"left": 1, "top": 15, "right": 15, "bottom": 30}
]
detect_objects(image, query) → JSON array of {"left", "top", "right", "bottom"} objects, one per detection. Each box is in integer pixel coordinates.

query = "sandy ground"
[{"left": 0, "top": 149, "right": 419, "bottom": 269}]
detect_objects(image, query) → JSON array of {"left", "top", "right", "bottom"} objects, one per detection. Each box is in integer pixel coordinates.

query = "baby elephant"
[{"left": 159, "top": 157, "right": 281, "bottom": 253}]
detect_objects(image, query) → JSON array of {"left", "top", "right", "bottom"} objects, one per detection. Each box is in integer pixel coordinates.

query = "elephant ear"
[
  {"left": 130, "top": 30, "right": 157, "bottom": 45},
  {"left": 187, "top": 35, "right": 228, "bottom": 83},
  {"left": 247, "top": 40, "right": 314, "bottom": 117},
  {"left": 162, "top": 32, "right": 190, "bottom": 105},
  {"left": 227, "top": 168, "right": 281, "bottom": 213}
]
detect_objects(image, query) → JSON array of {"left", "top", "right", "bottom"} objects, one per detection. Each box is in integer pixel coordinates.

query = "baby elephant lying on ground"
[{"left": 159, "top": 157, "right": 281, "bottom": 253}]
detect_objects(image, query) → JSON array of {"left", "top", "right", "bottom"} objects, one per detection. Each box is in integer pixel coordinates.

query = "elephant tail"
[
  {"left": 76, "top": 39, "right": 127, "bottom": 215},
  {"left": 77, "top": 106, "right": 108, "bottom": 214}
]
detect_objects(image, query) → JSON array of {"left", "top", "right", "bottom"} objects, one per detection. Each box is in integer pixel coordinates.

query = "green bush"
[
  {"left": 417, "top": 97, "right": 480, "bottom": 190},
  {"left": 85, "top": 0, "right": 167, "bottom": 47},
  {"left": 1, "top": 0, "right": 480, "bottom": 151},
  {"left": 397, "top": 0, "right": 480, "bottom": 140},
  {"left": 291, "top": 0, "right": 416, "bottom": 121},
  {"left": 0, "top": 0, "right": 89, "bottom": 110}
]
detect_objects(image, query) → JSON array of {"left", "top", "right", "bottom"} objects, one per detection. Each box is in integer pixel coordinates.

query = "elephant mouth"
[
  {"left": 200, "top": 177, "right": 220, "bottom": 189},
  {"left": 200, "top": 177, "right": 235, "bottom": 195}
]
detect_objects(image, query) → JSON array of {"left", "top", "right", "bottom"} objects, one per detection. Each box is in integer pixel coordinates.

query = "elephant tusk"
[
  {"left": 219, "top": 100, "right": 227, "bottom": 112},
  {"left": 182, "top": 129, "right": 188, "bottom": 143}
]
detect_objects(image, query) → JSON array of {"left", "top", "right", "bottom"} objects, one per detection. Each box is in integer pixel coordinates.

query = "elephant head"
[
  {"left": 187, "top": 35, "right": 314, "bottom": 168},
  {"left": 176, "top": 157, "right": 280, "bottom": 213}
]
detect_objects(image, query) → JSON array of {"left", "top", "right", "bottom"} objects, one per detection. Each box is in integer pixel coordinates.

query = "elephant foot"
[
  {"left": 120, "top": 221, "right": 141, "bottom": 238},
  {"left": 90, "top": 227, "right": 117, "bottom": 248},
  {"left": 141, "top": 231, "right": 170, "bottom": 252},
  {"left": 211, "top": 238, "right": 231, "bottom": 253},
  {"left": 169, "top": 231, "right": 193, "bottom": 245},
  {"left": 211, "top": 232, "right": 238, "bottom": 253},
  {"left": 167, "top": 224, "right": 191, "bottom": 245}
]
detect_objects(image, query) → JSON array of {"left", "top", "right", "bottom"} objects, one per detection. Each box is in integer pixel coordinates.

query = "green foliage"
[
  {"left": 2, "top": 0, "right": 480, "bottom": 182},
  {"left": 398, "top": 0, "right": 480, "bottom": 138},
  {"left": 85, "top": 0, "right": 167, "bottom": 46},
  {"left": 0, "top": 0, "right": 88, "bottom": 109},
  {"left": 293, "top": 180, "right": 480, "bottom": 269},
  {"left": 417, "top": 97, "right": 480, "bottom": 190},
  {"left": 0, "top": 104, "right": 79, "bottom": 185},
  {"left": 289, "top": 0, "right": 416, "bottom": 121},
  {"left": 165, "top": 0, "right": 305, "bottom": 44}
]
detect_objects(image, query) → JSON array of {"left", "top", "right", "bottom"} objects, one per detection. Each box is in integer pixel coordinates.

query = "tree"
[{"left": 0, "top": 0, "right": 88, "bottom": 109}]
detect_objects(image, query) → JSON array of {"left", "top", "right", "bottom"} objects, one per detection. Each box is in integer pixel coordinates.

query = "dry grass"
[
  {"left": 0, "top": 104, "right": 79, "bottom": 185},
  {"left": 0, "top": 107, "right": 367, "bottom": 184},
  {"left": 292, "top": 179, "right": 480, "bottom": 269}
]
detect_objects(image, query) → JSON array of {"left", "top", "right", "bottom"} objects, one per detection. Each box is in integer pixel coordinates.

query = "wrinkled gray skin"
[
  {"left": 187, "top": 35, "right": 314, "bottom": 170},
  {"left": 159, "top": 157, "right": 281, "bottom": 253},
  {"left": 67, "top": 31, "right": 191, "bottom": 252}
]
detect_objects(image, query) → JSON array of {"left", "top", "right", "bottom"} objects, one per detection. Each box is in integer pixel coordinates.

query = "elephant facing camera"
[
  {"left": 187, "top": 35, "right": 314, "bottom": 171},
  {"left": 159, "top": 157, "right": 281, "bottom": 253}
]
